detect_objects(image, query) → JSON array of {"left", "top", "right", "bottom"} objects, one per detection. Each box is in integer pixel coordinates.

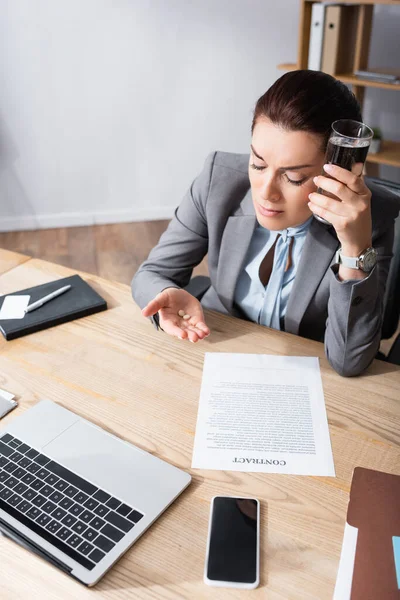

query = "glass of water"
[{"left": 314, "top": 119, "right": 374, "bottom": 225}]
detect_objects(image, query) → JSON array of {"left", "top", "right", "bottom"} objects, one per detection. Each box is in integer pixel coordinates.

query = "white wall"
[{"left": 0, "top": 0, "right": 398, "bottom": 232}]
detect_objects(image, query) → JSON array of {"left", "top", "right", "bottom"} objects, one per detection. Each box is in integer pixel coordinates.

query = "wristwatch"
[{"left": 335, "top": 247, "right": 377, "bottom": 273}]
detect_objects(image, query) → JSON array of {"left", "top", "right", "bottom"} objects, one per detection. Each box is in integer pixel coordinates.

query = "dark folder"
[{"left": 0, "top": 274, "right": 107, "bottom": 341}]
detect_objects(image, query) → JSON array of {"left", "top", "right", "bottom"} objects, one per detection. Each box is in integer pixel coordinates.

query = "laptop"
[{"left": 0, "top": 399, "right": 191, "bottom": 586}]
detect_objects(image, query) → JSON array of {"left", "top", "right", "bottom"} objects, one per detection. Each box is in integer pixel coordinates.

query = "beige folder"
[{"left": 321, "top": 5, "right": 358, "bottom": 76}]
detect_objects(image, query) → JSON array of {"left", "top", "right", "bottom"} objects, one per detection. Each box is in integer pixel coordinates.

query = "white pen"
[{"left": 24, "top": 284, "right": 72, "bottom": 314}]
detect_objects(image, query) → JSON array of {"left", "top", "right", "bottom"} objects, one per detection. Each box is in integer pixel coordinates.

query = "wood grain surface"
[
  {"left": 0, "top": 254, "right": 399, "bottom": 600},
  {"left": 0, "top": 249, "right": 31, "bottom": 277}
]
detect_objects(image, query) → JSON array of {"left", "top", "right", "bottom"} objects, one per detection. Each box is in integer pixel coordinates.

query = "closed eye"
[
  {"left": 251, "top": 164, "right": 308, "bottom": 186},
  {"left": 250, "top": 163, "right": 265, "bottom": 171},
  {"left": 284, "top": 174, "right": 308, "bottom": 186}
]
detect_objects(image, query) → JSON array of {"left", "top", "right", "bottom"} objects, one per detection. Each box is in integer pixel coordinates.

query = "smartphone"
[{"left": 204, "top": 495, "right": 260, "bottom": 589}]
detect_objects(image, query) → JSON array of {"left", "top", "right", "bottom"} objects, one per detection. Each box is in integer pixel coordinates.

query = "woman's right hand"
[{"left": 141, "top": 287, "right": 210, "bottom": 342}]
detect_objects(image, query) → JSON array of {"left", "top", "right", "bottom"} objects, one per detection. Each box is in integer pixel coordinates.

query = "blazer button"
[{"left": 351, "top": 296, "right": 362, "bottom": 307}]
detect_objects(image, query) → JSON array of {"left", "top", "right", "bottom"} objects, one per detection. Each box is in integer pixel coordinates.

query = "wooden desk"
[
  {"left": 0, "top": 249, "right": 31, "bottom": 276},
  {"left": 0, "top": 253, "right": 399, "bottom": 600}
]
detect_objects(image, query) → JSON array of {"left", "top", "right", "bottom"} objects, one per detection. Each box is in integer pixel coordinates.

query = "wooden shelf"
[
  {"left": 366, "top": 140, "right": 400, "bottom": 167},
  {"left": 278, "top": 1, "right": 400, "bottom": 172},
  {"left": 305, "top": 0, "right": 400, "bottom": 4},
  {"left": 336, "top": 73, "right": 400, "bottom": 91},
  {"left": 277, "top": 64, "right": 400, "bottom": 91},
  {"left": 277, "top": 63, "right": 298, "bottom": 71}
]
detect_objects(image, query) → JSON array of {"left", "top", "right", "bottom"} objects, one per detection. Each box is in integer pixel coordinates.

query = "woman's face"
[{"left": 249, "top": 118, "right": 326, "bottom": 230}]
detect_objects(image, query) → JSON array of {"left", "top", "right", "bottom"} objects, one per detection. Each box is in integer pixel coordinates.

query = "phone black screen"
[{"left": 206, "top": 496, "right": 258, "bottom": 584}]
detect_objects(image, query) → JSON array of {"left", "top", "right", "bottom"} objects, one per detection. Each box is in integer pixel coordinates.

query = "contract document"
[{"left": 192, "top": 353, "right": 335, "bottom": 476}]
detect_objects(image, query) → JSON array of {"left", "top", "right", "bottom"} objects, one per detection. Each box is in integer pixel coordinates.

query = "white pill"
[
  {"left": 178, "top": 310, "right": 185, "bottom": 317},
  {"left": 183, "top": 314, "right": 191, "bottom": 320}
]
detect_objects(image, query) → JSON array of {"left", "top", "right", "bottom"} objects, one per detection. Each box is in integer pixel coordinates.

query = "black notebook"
[{"left": 0, "top": 274, "right": 107, "bottom": 341}]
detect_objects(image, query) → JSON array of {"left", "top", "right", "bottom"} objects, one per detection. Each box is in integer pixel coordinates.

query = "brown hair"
[{"left": 252, "top": 70, "right": 362, "bottom": 150}]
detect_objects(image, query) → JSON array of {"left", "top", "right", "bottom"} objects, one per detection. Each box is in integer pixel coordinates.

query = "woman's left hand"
[{"left": 308, "top": 163, "right": 372, "bottom": 257}]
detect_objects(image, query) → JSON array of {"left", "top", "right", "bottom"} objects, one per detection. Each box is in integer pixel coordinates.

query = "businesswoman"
[{"left": 132, "top": 70, "right": 399, "bottom": 376}]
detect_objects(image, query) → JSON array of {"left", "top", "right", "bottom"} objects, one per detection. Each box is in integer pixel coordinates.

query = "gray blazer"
[{"left": 132, "top": 152, "right": 400, "bottom": 377}]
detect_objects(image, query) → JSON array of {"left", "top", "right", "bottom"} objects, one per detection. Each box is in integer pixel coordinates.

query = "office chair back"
[{"left": 382, "top": 210, "right": 400, "bottom": 339}]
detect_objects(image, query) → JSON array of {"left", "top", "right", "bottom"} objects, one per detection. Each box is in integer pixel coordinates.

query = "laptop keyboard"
[{"left": 0, "top": 434, "right": 144, "bottom": 571}]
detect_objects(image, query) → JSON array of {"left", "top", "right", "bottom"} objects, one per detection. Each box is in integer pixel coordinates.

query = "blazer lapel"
[
  {"left": 285, "top": 218, "right": 339, "bottom": 335},
  {"left": 216, "top": 189, "right": 257, "bottom": 313}
]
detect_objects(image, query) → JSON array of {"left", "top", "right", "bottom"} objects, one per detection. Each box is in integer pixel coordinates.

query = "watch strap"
[
  {"left": 335, "top": 247, "right": 377, "bottom": 272},
  {"left": 335, "top": 249, "right": 359, "bottom": 269},
  {"left": 150, "top": 312, "right": 164, "bottom": 332}
]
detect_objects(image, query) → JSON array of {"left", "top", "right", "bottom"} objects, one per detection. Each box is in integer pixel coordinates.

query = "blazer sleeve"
[
  {"left": 131, "top": 152, "right": 215, "bottom": 310},
  {"left": 324, "top": 221, "right": 395, "bottom": 377}
]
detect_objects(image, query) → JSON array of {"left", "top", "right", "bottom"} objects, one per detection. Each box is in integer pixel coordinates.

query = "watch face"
[{"left": 362, "top": 249, "right": 377, "bottom": 272}]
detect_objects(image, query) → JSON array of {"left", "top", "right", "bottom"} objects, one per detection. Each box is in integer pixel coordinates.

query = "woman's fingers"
[
  {"left": 313, "top": 176, "right": 353, "bottom": 204},
  {"left": 187, "top": 316, "right": 210, "bottom": 335},
  {"left": 308, "top": 199, "right": 346, "bottom": 225},
  {"left": 162, "top": 315, "right": 210, "bottom": 343},
  {"left": 322, "top": 163, "right": 367, "bottom": 195},
  {"left": 141, "top": 290, "right": 171, "bottom": 317},
  {"left": 308, "top": 191, "right": 351, "bottom": 216},
  {"left": 309, "top": 163, "right": 371, "bottom": 233},
  {"left": 141, "top": 303, "right": 158, "bottom": 318},
  {"left": 193, "top": 320, "right": 210, "bottom": 334},
  {"left": 181, "top": 321, "right": 209, "bottom": 340},
  {"left": 162, "top": 319, "right": 201, "bottom": 343},
  {"left": 187, "top": 329, "right": 200, "bottom": 343},
  {"left": 308, "top": 192, "right": 350, "bottom": 217},
  {"left": 313, "top": 175, "right": 369, "bottom": 207},
  {"left": 184, "top": 327, "right": 207, "bottom": 340},
  {"left": 158, "top": 311, "right": 209, "bottom": 342},
  {"left": 160, "top": 319, "right": 188, "bottom": 340}
]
